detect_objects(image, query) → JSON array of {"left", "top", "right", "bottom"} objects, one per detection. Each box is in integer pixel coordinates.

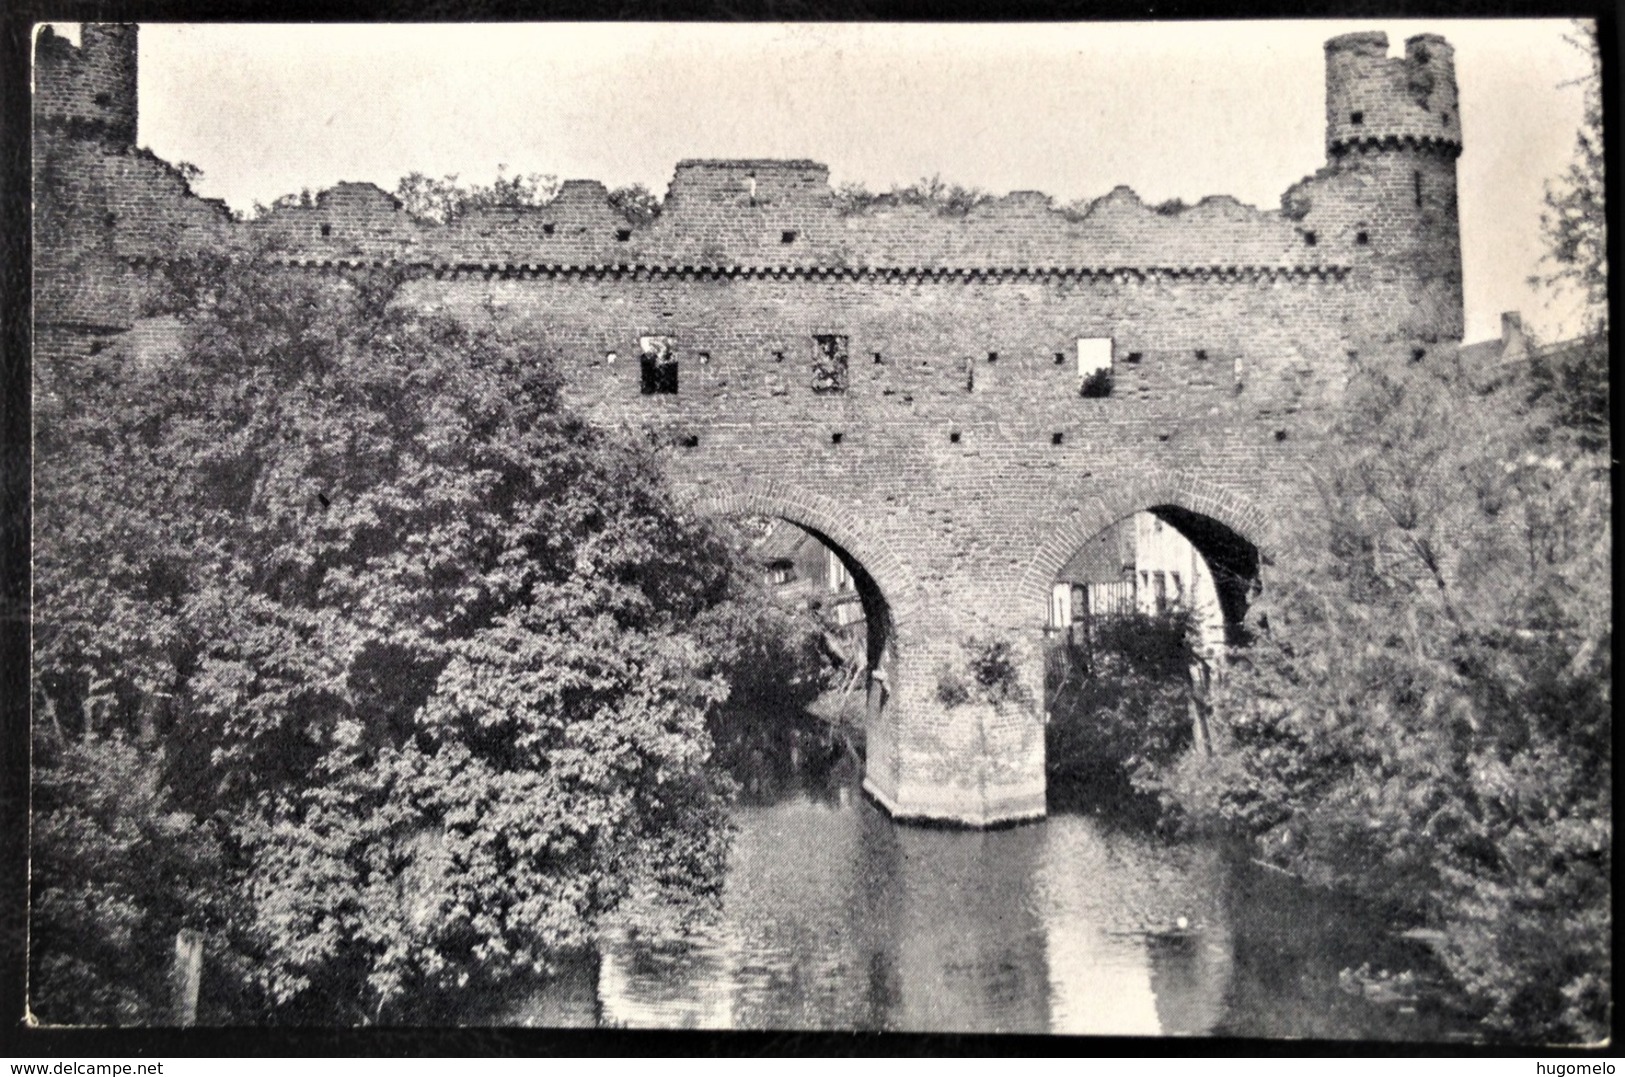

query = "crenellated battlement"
[
  {"left": 32, "top": 24, "right": 1476, "bottom": 827},
  {"left": 1325, "top": 32, "right": 1461, "bottom": 156},
  {"left": 230, "top": 168, "right": 1341, "bottom": 273},
  {"left": 33, "top": 24, "right": 138, "bottom": 145}
]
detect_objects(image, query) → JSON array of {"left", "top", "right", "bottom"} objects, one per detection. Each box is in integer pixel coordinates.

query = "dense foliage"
[
  {"left": 1046, "top": 611, "right": 1198, "bottom": 810},
  {"left": 31, "top": 256, "right": 745, "bottom": 1023},
  {"left": 1158, "top": 26, "right": 1609, "bottom": 1042},
  {"left": 391, "top": 168, "right": 560, "bottom": 224},
  {"left": 1162, "top": 357, "right": 1610, "bottom": 1042}
]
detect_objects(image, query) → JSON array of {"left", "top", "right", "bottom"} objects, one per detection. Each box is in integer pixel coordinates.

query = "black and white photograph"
[{"left": 15, "top": 12, "right": 1611, "bottom": 1048}]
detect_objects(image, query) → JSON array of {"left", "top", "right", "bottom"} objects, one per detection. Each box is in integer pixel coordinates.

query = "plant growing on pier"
[{"left": 936, "top": 636, "right": 1030, "bottom": 709}]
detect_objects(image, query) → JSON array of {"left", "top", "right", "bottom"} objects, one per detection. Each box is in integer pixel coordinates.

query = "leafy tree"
[
  {"left": 1524, "top": 22, "right": 1608, "bottom": 455},
  {"left": 32, "top": 254, "right": 739, "bottom": 1022},
  {"left": 833, "top": 173, "right": 992, "bottom": 217},
  {"left": 28, "top": 732, "right": 225, "bottom": 1025},
  {"left": 1046, "top": 610, "right": 1197, "bottom": 810},
  {"left": 608, "top": 183, "right": 663, "bottom": 227},
  {"left": 392, "top": 167, "right": 560, "bottom": 224},
  {"left": 1532, "top": 23, "right": 1606, "bottom": 328},
  {"left": 1163, "top": 358, "right": 1610, "bottom": 1042}
]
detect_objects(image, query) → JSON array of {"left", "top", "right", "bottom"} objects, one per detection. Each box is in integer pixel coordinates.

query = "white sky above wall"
[{"left": 48, "top": 20, "right": 1597, "bottom": 342}]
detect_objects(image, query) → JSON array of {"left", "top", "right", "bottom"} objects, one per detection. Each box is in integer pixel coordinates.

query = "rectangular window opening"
[
  {"left": 679, "top": 434, "right": 699, "bottom": 448},
  {"left": 543, "top": 222, "right": 555, "bottom": 236},
  {"left": 873, "top": 351, "right": 884, "bottom": 364},
  {"left": 616, "top": 228, "right": 632, "bottom": 242},
  {"left": 831, "top": 432, "right": 843, "bottom": 445},
  {"left": 1304, "top": 231, "right": 1318, "bottom": 246},
  {"left": 1413, "top": 172, "right": 1423, "bottom": 208},
  {"left": 1076, "top": 337, "right": 1113, "bottom": 398},
  {"left": 949, "top": 431, "right": 961, "bottom": 443},
  {"left": 1350, "top": 111, "right": 1364, "bottom": 125},
  {"left": 320, "top": 223, "right": 332, "bottom": 237},
  {"left": 987, "top": 351, "right": 998, "bottom": 362},
  {"left": 781, "top": 230, "right": 797, "bottom": 244},
  {"left": 811, "top": 334, "right": 849, "bottom": 393},
  {"left": 1051, "top": 432, "right": 1064, "bottom": 445},
  {"left": 639, "top": 335, "right": 679, "bottom": 395},
  {"left": 1054, "top": 352, "right": 1066, "bottom": 365},
  {"left": 1356, "top": 230, "right": 1369, "bottom": 245}
]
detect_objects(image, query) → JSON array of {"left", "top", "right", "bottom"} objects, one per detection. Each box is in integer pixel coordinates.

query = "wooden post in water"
[{"left": 170, "top": 929, "right": 202, "bottom": 1026}]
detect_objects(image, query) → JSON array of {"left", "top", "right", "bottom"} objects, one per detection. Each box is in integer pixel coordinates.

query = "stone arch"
[
  {"left": 686, "top": 482, "right": 924, "bottom": 638},
  {"left": 1013, "top": 468, "right": 1275, "bottom": 630}
]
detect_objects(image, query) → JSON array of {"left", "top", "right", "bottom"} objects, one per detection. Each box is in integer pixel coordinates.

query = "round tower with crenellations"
[
  {"left": 1286, "top": 32, "right": 1466, "bottom": 362},
  {"left": 34, "top": 22, "right": 139, "bottom": 146},
  {"left": 33, "top": 23, "right": 142, "bottom": 361},
  {"left": 1308, "top": 31, "right": 1465, "bottom": 353}
]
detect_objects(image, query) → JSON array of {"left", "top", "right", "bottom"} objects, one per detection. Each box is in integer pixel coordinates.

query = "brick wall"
[{"left": 33, "top": 25, "right": 1469, "bottom": 826}]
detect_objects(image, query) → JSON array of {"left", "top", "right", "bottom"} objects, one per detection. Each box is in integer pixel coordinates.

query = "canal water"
[{"left": 488, "top": 711, "right": 1474, "bottom": 1040}]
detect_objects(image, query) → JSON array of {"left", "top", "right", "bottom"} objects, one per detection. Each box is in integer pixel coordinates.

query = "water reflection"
[{"left": 493, "top": 710, "right": 1469, "bottom": 1039}]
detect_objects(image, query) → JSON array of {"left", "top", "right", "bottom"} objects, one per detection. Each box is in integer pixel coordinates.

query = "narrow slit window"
[
  {"left": 639, "top": 335, "right": 679, "bottom": 395},
  {"left": 1413, "top": 171, "right": 1423, "bottom": 208},
  {"left": 811, "top": 334, "right": 849, "bottom": 393}
]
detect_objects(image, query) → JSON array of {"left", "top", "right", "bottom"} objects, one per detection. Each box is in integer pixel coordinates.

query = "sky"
[{"left": 50, "top": 20, "right": 1598, "bottom": 342}]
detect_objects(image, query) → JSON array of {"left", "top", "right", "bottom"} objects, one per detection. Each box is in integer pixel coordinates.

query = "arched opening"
[
  {"left": 1040, "top": 505, "right": 1262, "bottom": 816},
  {"left": 697, "top": 510, "right": 900, "bottom": 807}
]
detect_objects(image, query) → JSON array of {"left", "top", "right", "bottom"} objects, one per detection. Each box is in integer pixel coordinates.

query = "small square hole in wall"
[
  {"left": 831, "top": 432, "right": 843, "bottom": 445},
  {"left": 320, "top": 223, "right": 332, "bottom": 237},
  {"left": 616, "top": 229, "right": 632, "bottom": 242},
  {"left": 1350, "top": 111, "right": 1364, "bottom": 125},
  {"left": 1356, "top": 231, "right": 1369, "bottom": 245},
  {"left": 1274, "top": 429, "right": 1289, "bottom": 442},
  {"left": 949, "top": 431, "right": 961, "bottom": 444},
  {"left": 1304, "top": 231, "right": 1318, "bottom": 246},
  {"left": 873, "top": 352, "right": 884, "bottom": 364},
  {"left": 1195, "top": 349, "right": 1208, "bottom": 361},
  {"left": 1051, "top": 432, "right": 1064, "bottom": 445},
  {"left": 543, "top": 223, "right": 555, "bottom": 236},
  {"left": 1412, "top": 347, "right": 1427, "bottom": 362},
  {"left": 781, "top": 230, "right": 797, "bottom": 244},
  {"left": 987, "top": 351, "right": 998, "bottom": 362},
  {"left": 1054, "top": 352, "right": 1066, "bottom": 365}
]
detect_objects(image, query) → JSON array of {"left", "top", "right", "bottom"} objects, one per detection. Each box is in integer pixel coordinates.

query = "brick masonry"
[{"left": 33, "top": 25, "right": 1467, "bottom": 826}]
